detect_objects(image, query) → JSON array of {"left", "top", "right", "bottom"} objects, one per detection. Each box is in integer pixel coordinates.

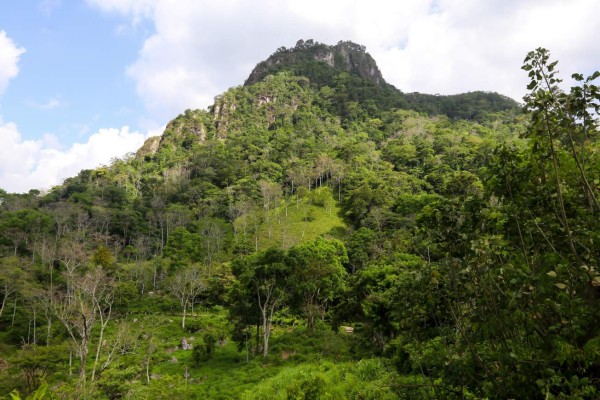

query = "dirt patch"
[{"left": 281, "top": 351, "right": 296, "bottom": 360}]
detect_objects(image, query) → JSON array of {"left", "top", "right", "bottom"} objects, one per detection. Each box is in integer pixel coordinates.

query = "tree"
[
  {"left": 12, "top": 344, "right": 67, "bottom": 394},
  {"left": 53, "top": 267, "right": 115, "bottom": 381},
  {"left": 91, "top": 245, "right": 114, "bottom": 270},
  {"left": 0, "top": 257, "right": 25, "bottom": 318},
  {"left": 231, "top": 248, "right": 290, "bottom": 356},
  {"left": 163, "top": 227, "right": 201, "bottom": 270},
  {"left": 258, "top": 180, "right": 281, "bottom": 222},
  {"left": 167, "top": 266, "right": 207, "bottom": 329},
  {"left": 288, "top": 237, "right": 348, "bottom": 330},
  {"left": 192, "top": 333, "right": 217, "bottom": 367}
]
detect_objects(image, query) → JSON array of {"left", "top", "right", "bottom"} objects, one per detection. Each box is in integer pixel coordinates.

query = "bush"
[
  {"left": 192, "top": 333, "right": 217, "bottom": 367},
  {"left": 185, "top": 320, "right": 202, "bottom": 333}
]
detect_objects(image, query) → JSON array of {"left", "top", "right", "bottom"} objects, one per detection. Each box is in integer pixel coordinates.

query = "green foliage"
[
  {"left": 192, "top": 333, "right": 217, "bottom": 367},
  {"left": 92, "top": 245, "right": 114, "bottom": 269},
  {"left": 241, "top": 359, "right": 430, "bottom": 400},
  {"left": 5, "top": 380, "right": 50, "bottom": 400},
  {"left": 2, "top": 44, "right": 599, "bottom": 399},
  {"left": 287, "top": 237, "right": 348, "bottom": 330}
]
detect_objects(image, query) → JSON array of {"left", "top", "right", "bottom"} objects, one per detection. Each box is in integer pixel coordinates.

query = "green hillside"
[{"left": 1, "top": 45, "right": 599, "bottom": 399}]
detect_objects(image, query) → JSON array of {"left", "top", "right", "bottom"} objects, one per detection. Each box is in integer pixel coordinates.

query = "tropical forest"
[{"left": 0, "top": 40, "right": 599, "bottom": 399}]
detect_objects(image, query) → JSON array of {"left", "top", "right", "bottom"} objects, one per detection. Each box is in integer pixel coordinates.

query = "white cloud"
[
  {"left": 88, "top": 0, "right": 600, "bottom": 115},
  {"left": 379, "top": 0, "right": 600, "bottom": 100},
  {"left": 39, "top": 0, "right": 62, "bottom": 16},
  {"left": 0, "top": 116, "right": 158, "bottom": 193},
  {"left": 0, "top": 28, "right": 157, "bottom": 194},
  {"left": 0, "top": 31, "right": 25, "bottom": 97},
  {"left": 26, "top": 96, "right": 66, "bottom": 110}
]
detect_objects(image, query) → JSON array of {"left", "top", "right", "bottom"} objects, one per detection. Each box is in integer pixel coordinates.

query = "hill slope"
[{"left": 1, "top": 44, "right": 598, "bottom": 400}]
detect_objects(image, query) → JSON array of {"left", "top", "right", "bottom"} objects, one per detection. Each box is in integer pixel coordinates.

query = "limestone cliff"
[{"left": 245, "top": 40, "right": 384, "bottom": 86}]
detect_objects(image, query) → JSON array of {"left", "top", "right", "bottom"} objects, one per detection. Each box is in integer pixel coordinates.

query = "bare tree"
[
  {"left": 258, "top": 180, "right": 281, "bottom": 222},
  {"left": 53, "top": 268, "right": 114, "bottom": 382},
  {"left": 168, "top": 266, "right": 207, "bottom": 329},
  {"left": 96, "top": 320, "right": 140, "bottom": 379}
]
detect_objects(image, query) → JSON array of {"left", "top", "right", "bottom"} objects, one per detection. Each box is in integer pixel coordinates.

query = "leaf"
[
  {"left": 546, "top": 271, "right": 557, "bottom": 278},
  {"left": 527, "top": 81, "right": 537, "bottom": 90},
  {"left": 554, "top": 283, "right": 567, "bottom": 290}
]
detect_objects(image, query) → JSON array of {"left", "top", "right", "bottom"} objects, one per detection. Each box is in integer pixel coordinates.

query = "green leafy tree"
[
  {"left": 231, "top": 248, "right": 290, "bottom": 356},
  {"left": 192, "top": 333, "right": 217, "bottom": 367},
  {"left": 288, "top": 237, "right": 348, "bottom": 330}
]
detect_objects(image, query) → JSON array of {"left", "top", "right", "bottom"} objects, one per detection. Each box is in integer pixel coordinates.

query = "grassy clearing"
[{"left": 254, "top": 187, "right": 347, "bottom": 250}]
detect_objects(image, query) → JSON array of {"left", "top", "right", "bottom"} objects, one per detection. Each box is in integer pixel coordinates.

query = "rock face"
[
  {"left": 148, "top": 108, "right": 213, "bottom": 155},
  {"left": 244, "top": 39, "right": 385, "bottom": 86},
  {"left": 136, "top": 136, "right": 161, "bottom": 158}
]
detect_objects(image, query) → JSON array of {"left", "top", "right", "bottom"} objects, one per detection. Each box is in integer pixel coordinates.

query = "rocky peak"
[{"left": 244, "top": 39, "right": 384, "bottom": 86}]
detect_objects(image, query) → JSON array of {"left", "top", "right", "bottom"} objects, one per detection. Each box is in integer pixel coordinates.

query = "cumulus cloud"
[
  {"left": 88, "top": 0, "right": 600, "bottom": 117},
  {"left": 380, "top": 0, "right": 600, "bottom": 100},
  {"left": 0, "top": 28, "right": 157, "bottom": 194},
  {"left": 0, "top": 31, "right": 25, "bottom": 97},
  {"left": 0, "top": 117, "right": 158, "bottom": 193}
]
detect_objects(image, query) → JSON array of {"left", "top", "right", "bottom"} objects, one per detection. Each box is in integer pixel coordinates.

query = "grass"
[
  {"left": 253, "top": 187, "right": 347, "bottom": 250},
  {"left": 115, "top": 308, "right": 359, "bottom": 399}
]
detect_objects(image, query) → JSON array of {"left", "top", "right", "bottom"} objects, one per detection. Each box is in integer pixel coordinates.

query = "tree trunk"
[
  {"left": 46, "top": 315, "right": 52, "bottom": 347},
  {"left": 79, "top": 340, "right": 88, "bottom": 381},
  {"left": 32, "top": 307, "right": 37, "bottom": 344},
  {"left": 146, "top": 358, "right": 151, "bottom": 384},
  {"left": 92, "top": 323, "right": 107, "bottom": 381},
  {"left": 11, "top": 296, "right": 17, "bottom": 327},
  {"left": 262, "top": 316, "right": 270, "bottom": 357},
  {"left": 0, "top": 294, "right": 6, "bottom": 319}
]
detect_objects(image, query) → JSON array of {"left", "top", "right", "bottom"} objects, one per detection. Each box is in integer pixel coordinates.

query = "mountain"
[
  {"left": 245, "top": 40, "right": 385, "bottom": 86},
  {"left": 142, "top": 39, "right": 521, "bottom": 159},
  {"left": 244, "top": 39, "right": 521, "bottom": 121},
  {"left": 1, "top": 43, "right": 597, "bottom": 400}
]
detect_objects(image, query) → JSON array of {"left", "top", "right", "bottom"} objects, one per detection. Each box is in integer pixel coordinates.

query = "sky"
[{"left": 0, "top": 0, "right": 598, "bottom": 193}]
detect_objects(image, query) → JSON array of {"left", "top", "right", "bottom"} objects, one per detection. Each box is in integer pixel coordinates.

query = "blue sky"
[
  {"left": 0, "top": 0, "right": 599, "bottom": 193},
  {"left": 0, "top": 1, "right": 147, "bottom": 141}
]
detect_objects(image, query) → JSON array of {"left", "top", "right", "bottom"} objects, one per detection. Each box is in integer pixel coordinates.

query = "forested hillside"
[{"left": 0, "top": 43, "right": 599, "bottom": 399}]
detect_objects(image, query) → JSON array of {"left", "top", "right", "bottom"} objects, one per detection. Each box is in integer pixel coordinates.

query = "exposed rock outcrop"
[
  {"left": 136, "top": 136, "right": 161, "bottom": 158},
  {"left": 244, "top": 39, "right": 384, "bottom": 86}
]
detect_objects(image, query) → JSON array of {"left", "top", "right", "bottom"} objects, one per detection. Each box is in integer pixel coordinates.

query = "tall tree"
[
  {"left": 288, "top": 237, "right": 348, "bottom": 330},
  {"left": 231, "top": 248, "right": 289, "bottom": 356}
]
